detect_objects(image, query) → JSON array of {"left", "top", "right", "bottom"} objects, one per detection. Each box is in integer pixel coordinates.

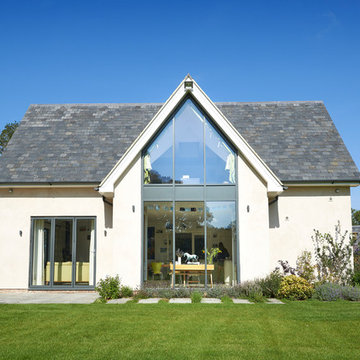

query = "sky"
[{"left": 0, "top": 0, "right": 359, "bottom": 207}]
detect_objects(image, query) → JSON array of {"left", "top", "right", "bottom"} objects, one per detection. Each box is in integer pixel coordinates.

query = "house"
[{"left": 0, "top": 75, "right": 359, "bottom": 290}]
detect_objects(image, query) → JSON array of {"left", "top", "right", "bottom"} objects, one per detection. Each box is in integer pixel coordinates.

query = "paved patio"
[{"left": 0, "top": 291, "right": 99, "bottom": 304}]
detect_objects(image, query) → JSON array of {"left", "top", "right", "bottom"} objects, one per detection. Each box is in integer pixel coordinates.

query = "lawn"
[{"left": 1, "top": 301, "right": 360, "bottom": 360}]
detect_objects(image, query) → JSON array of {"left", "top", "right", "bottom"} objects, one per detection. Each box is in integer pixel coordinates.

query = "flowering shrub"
[
  {"left": 342, "top": 285, "right": 360, "bottom": 301},
  {"left": 312, "top": 223, "right": 354, "bottom": 284},
  {"left": 314, "top": 283, "right": 360, "bottom": 301},
  {"left": 278, "top": 275, "right": 313, "bottom": 300},
  {"left": 257, "top": 269, "right": 283, "bottom": 297},
  {"left": 313, "top": 283, "right": 343, "bottom": 301},
  {"left": 296, "top": 251, "right": 315, "bottom": 283},
  {"left": 241, "top": 281, "right": 264, "bottom": 302}
]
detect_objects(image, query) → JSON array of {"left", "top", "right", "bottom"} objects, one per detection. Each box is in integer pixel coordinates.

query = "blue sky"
[{"left": 0, "top": 0, "right": 359, "bottom": 207}]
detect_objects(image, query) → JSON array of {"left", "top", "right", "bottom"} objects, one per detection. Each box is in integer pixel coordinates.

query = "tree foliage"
[
  {"left": 352, "top": 208, "right": 360, "bottom": 225},
  {"left": 0, "top": 121, "right": 18, "bottom": 155}
]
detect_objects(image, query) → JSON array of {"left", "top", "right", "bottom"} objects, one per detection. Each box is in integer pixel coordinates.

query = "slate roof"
[{"left": 0, "top": 101, "right": 359, "bottom": 183}]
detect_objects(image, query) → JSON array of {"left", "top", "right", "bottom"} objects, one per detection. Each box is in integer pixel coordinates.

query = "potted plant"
[
  {"left": 203, "top": 247, "right": 222, "bottom": 264},
  {"left": 176, "top": 249, "right": 184, "bottom": 264}
]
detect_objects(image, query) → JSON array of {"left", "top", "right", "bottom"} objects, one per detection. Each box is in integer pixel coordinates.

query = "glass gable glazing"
[{"left": 143, "top": 98, "right": 236, "bottom": 185}]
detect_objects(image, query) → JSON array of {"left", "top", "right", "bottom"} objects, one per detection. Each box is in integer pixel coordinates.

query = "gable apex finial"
[{"left": 184, "top": 74, "right": 193, "bottom": 91}]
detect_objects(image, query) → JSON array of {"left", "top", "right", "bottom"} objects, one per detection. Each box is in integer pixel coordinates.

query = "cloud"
[{"left": 316, "top": 10, "right": 340, "bottom": 39}]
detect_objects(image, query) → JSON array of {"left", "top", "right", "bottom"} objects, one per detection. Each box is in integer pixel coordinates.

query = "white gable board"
[{"left": 99, "top": 76, "right": 283, "bottom": 196}]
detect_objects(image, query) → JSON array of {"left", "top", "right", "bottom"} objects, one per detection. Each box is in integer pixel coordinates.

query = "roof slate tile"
[{"left": 0, "top": 101, "right": 359, "bottom": 183}]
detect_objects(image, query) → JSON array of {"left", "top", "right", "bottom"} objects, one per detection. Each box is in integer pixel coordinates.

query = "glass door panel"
[
  {"left": 53, "top": 219, "right": 73, "bottom": 286},
  {"left": 75, "top": 219, "right": 95, "bottom": 286},
  {"left": 143, "top": 202, "right": 173, "bottom": 287},
  {"left": 175, "top": 202, "right": 204, "bottom": 287},
  {"left": 206, "top": 202, "right": 236, "bottom": 285},
  {"left": 31, "top": 219, "right": 51, "bottom": 286}
]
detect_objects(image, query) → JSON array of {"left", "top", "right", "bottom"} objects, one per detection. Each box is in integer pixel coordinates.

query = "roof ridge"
[{"left": 29, "top": 100, "right": 324, "bottom": 107}]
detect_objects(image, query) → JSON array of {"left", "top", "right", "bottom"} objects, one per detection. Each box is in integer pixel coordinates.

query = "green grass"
[{"left": 1, "top": 301, "right": 360, "bottom": 359}]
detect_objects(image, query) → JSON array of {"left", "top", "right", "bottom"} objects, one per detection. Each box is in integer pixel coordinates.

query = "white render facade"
[{"left": 0, "top": 76, "right": 358, "bottom": 290}]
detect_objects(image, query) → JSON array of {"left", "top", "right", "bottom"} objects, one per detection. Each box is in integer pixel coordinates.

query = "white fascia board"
[
  {"left": 283, "top": 182, "right": 360, "bottom": 187},
  {"left": 0, "top": 183, "right": 98, "bottom": 188},
  {"left": 99, "top": 76, "right": 283, "bottom": 195}
]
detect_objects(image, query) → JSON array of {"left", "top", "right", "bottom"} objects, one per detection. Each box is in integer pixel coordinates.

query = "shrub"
[
  {"left": 342, "top": 285, "right": 360, "bottom": 301},
  {"left": 313, "top": 283, "right": 343, "bottom": 301},
  {"left": 171, "top": 288, "right": 191, "bottom": 298},
  {"left": 352, "top": 271, "right": 360, "bottom": 286},
  {"left": 241, "top": 281, "right": 264, "bottom": 302},
  {"left": 133, "top": 289, "right": 149, "bottom": 300},
  {"left": 206, "top": 286, "right": 228, "bottom": 299},
  {"left": 312, "top": 223, "right": 354, "bottom": 285},
  {"left": 95, "top": 275, "right": 121, "bottom": 300},
  {"left": 191, "top": 291, "right": 202, "bottom": 303},
  {"left": 93, "top": 297, "right": 107, "bottom": 304},
  {"left": 226, "top": 284, "right": 245, "bottom": 298},
  {"left": 120, "top": 286, "right": 133, "bottom": 298},
  {"left": 296, "top": 251, "right": 315, "bottom": 283},
  {"left": 257, "top": 269, "right": 283, "bottom": 297},
  {"left": 354, "top": 242, "right": 360, "bottom": 273},
  {"left": 278, "top": 275, "right": 313, "bottom": 300},
  {"left": 314, "top": 283, "right": 360, "bottom": 301},
  {"left": 155, "top": 289, "right": 173, "bottom": 299},
  {"left": 221, "top": 295, "right": 233, "bottom": 303}
]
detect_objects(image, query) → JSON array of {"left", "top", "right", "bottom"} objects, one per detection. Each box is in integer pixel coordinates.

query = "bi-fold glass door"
[
  {"left": 30, "top": 217, "right": 96, "bottom": 289},
  {"left": 143, "top": 201, "right": 237, "bottom": 288}
]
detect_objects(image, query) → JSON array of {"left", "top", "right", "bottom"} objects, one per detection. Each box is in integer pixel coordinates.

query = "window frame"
[
  {"left": 142, "top": 96, "right": 237, "bottom": 187},
  {"left": 141, "top": 95, "right": 240, "bottom": 287}
]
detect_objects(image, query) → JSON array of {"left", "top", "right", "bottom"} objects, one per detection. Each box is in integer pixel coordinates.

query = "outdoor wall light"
[
  {"left": 132, "top": 205, "right": 135, "bottom": 213},
  {"left": 8, "top": 188, "right": 13, "bottom": 193},
  {"left": 247, "top": 205, "right": 250, "bottom": 213},
  {"left": 104, "top": 230, "right": 107, "bottom": 237},
  {"left": 335, "top": 189, "right": 340, "bottom": 193},
  {"left": 19, "top": 230, "right": 22, "bottom": 237}
]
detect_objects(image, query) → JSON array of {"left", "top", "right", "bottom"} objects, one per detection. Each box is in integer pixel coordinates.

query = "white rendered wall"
[
  {"left": 238, "top": 154, "right": 270, "bottom": 281},
  {"left": 0, "top": 187, "right": 105, "bottom": 289},
  {"left": 111, "top": 155, "right": 142, "bottom": 288},
  {"left": 269, "top": 186, "right": 352, "bottom": 270}
]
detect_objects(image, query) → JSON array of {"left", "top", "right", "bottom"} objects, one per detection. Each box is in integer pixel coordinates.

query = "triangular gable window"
[{"left": 143, "top": 98, "right": 236, "bottom": 185}]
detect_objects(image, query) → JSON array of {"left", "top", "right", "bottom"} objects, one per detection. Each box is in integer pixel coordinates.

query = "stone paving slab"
[
  {"left": 0, "top": 292, "right": 99, "bottom": 304},
  {"left": 107, "top": 298, "right": 132, "bottom": 304},
  {"left": 201, "top": 298, "right": 222, "bottom": 304},
  {"left": 138, "top": 298, "right": 161, "bottom": 304},
  {"left": 169, "top": 298, "right": 191, "bottom": 304},
  {"left": 233, "top": 299, "right": 253, "bottom": 304},
  {"left": 266, "top": 298, "right": 285, "bottom": 304}
]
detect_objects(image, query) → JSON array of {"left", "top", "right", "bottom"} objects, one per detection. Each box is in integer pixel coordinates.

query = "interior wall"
[
  {"left": 0, "top": 187, "right": 104, "bottom": 289},
  {"left": 269, "top": 186, "right": 352, "bottom": 270}
]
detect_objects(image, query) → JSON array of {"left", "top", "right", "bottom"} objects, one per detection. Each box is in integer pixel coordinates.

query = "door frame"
[{"left": 28, "top": 216, "right": 96, "bottom": 290}]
